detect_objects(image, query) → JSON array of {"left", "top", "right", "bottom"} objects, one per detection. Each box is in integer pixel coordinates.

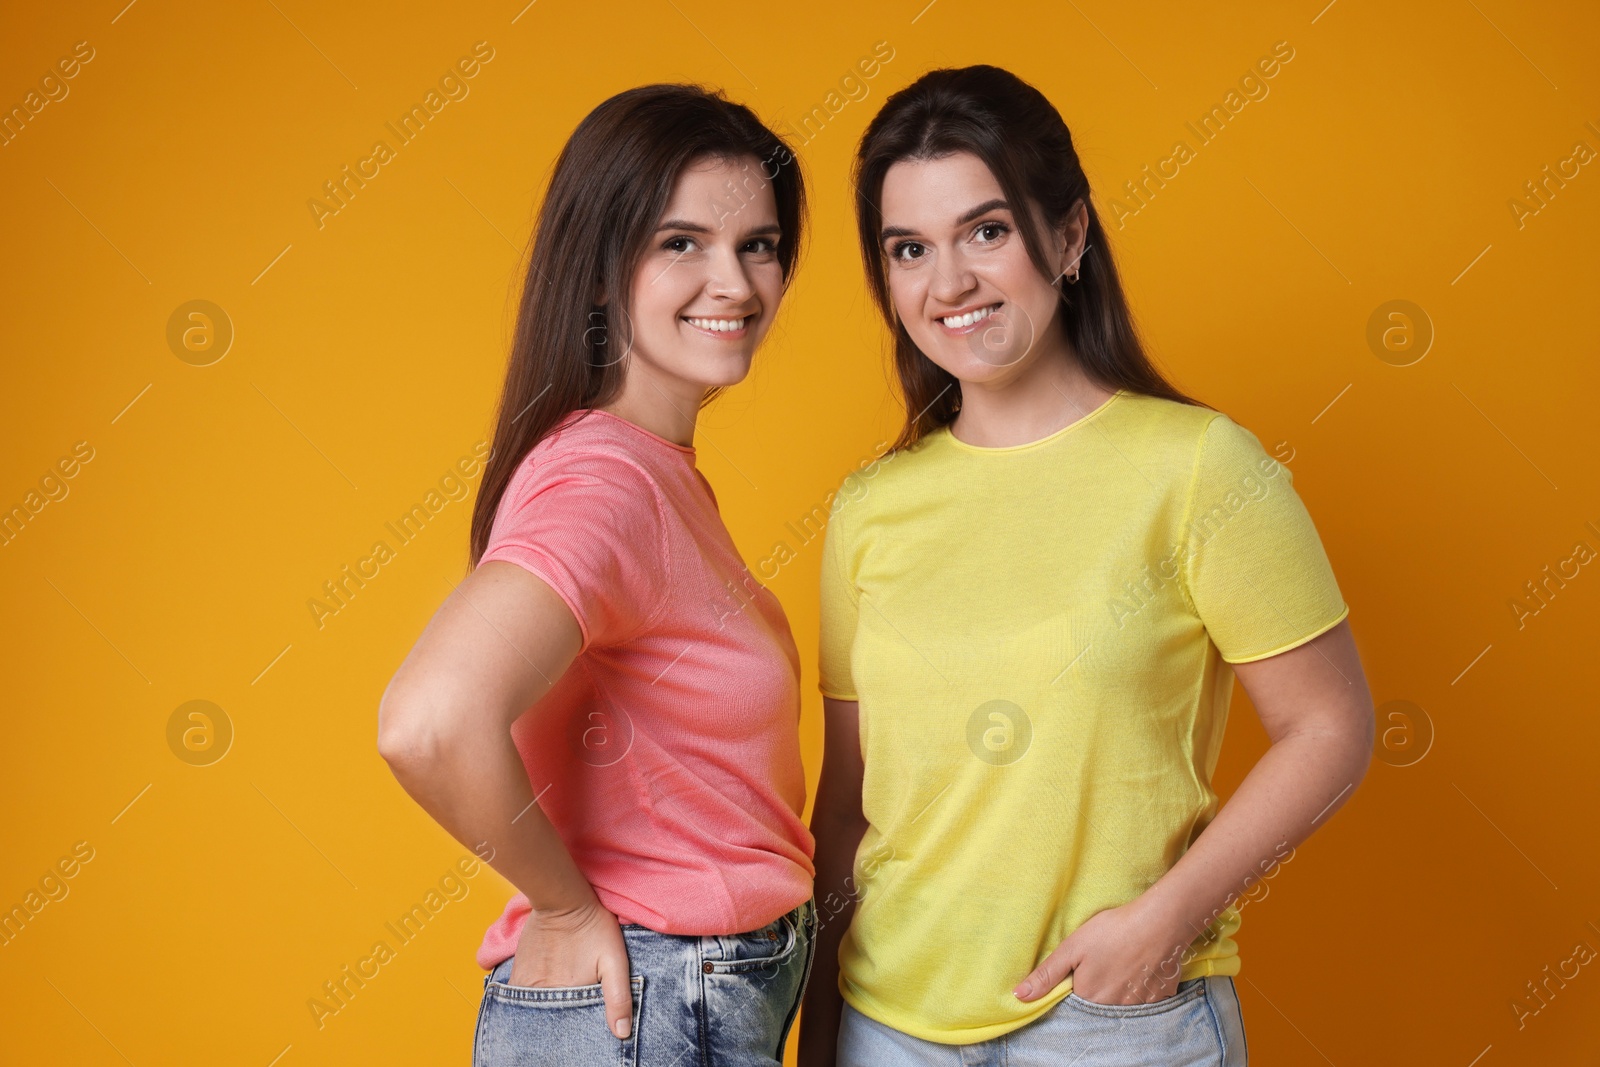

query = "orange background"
[{"left": 3, "top": 1, "right": 1598, "bottom": 1063}]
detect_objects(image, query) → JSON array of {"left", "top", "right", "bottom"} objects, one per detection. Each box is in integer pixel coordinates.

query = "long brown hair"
[
  {"left": 852, "top": 65, "right": 1206, "bottom": 450},
  {"left": 469, "top": 83, "right": 806, "bottom": 566}
]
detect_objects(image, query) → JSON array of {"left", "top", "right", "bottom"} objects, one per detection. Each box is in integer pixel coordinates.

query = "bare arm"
[
  {"left": 376, "top": 560, "right": 635, "bottom": 1038},
  {"left": 1017, "top": 618, "right": 1376, "bottom": 1003},
  {"left": 1140, "top": 618, "right": 1375, "bottom": 965},
  {"left": 377, "top": 561, "right": 583, "bottom": 903},
  {"left": 797, "top": 697, "right": 868, "bottom": 1067}
]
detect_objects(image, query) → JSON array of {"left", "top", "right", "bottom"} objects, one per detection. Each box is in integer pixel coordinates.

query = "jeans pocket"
[
  {"left": 773, "top": 902, "right": 818, "bottom": 1056},
  {"left": 1064, "top": 977, "right": 1206, "bottom": 1018},
  {"left": 703, "top": 909, "right": 802, "bottom": 976},
  {"left": 477, "top": 974, "right": 645, "bottom": 1067},
  {"left": 698, "top": 904, "right": 815, "bottom": 1063}
]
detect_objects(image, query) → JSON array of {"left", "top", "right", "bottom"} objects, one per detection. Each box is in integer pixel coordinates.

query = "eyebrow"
[
  {"left": 879, "top": 198, "right": 1012, "bottom": 243},
  {"left": 654, "top": 219, "right": 783, "bottom": 238}
]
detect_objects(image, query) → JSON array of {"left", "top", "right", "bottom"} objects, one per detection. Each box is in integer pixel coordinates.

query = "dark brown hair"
[
  {"left": 469, "top": 83, "right": 806, "bottom": 566},
  {"left": 852, "top": 64, "right": 1206, "bottom": 449}
]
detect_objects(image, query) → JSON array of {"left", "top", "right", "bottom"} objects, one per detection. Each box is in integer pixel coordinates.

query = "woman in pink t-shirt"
[{"left": 378, "top": 84, "right": 817, "bottom": 1066}]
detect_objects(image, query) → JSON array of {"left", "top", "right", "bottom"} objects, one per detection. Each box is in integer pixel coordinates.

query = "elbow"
[
  {"left": 1352, "top": 696, "right": 1378, "bottom": 786},
  {"left": 376, "top": 715, "right": 425, "bottom": 772},
  {"left": 1327, "top": 716, "right": 1376, "bottom": 811},
  {"left": 1328, "top": 710, "right": 1376, "bottom": 793},
  {"left": 1350, "top": 737, "right": 1376, "bottom": 795},
  {"left": 377, "top": 689, "right": 450, "bottom": 771},
  {"left": 1276, "top": 706, "right": 1376, "bottom": 798},
  {"left": 377, "top": 729, "right": 422, "bottom": 771},
  {"left": 378, "top": 682, "right": 511, "bottom": 775}
]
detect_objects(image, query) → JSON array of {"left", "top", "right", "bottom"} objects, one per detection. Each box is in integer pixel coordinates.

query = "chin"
[
  {"left": 683, "top": 356, "right": 756, "bottom": 391},
  {"left": 707, "top": 367, "right": 755, "bottom": 389},
  {"left": 919, "top": 343, "right": 1034, "bottom": 384}
]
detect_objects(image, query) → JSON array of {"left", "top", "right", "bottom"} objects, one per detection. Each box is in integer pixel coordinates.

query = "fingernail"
[
  {"left": 1014, "top": 984, "right": 1030, "bottom": 1000},
  {"left": 613, "top": 1018, "right": 631, "bottom": 1039}
]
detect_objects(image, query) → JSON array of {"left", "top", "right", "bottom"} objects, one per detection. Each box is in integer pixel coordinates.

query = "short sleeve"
[
  {"left": 478, "top": 449, "right": 670, "bottom": 651},
  {"left": 1180, "top": 415, "right": 1348, "bottom": 664},
  {"left": 818, "top": 475, "right": 863, "bottom": 700}
]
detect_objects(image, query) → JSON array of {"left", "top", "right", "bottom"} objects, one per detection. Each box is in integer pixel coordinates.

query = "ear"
[{"left": 1054, "top": 198, "right": 1089, "bottom": 277}]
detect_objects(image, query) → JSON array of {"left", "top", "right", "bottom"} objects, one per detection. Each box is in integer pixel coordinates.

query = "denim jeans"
[
  {"left": 838, "top": 975, "right": 1247, "bottom": 1066},
  {"left": 474, "top": 898, "right": 816, "bottom": 1066}
]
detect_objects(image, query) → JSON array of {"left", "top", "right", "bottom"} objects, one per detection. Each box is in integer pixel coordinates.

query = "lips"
[
  {"left": 682, "top": 314, "right": 750, "bottom": 332},
  {"left": 681, "top": 314, "right": 752, "bottom": 339},
  {"left": 937, "top": 302, "right": 1002, "bottom": 333}
]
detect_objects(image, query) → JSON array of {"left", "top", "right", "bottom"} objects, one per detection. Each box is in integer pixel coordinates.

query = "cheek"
[
  {"left": 990, "top": 258, "right": 1061, "bottom": 338},
  {"left": 991, "top": 246, "right": 1052, "bottom": 300},
  {"left": 751, "top": 262, "right": 787, "bottom": 318},
  {"left": 631, "top": 261, "right": 698, "bottom": 325},
  {"left": 887, "top": 271, "right": 926, "bottom": 326}
]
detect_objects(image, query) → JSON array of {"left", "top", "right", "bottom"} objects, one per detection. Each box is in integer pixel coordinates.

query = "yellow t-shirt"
[{"left": 818, "top": 388, "right": 1348, "bottom": 1044}]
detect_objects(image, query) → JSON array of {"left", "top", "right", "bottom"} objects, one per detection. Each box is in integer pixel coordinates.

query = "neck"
[
  {"left": 948, "top": 331, "right": 1114, "bottom": 448},
  {"left": 599, "top": 363, "right": 705, "bottom": 447}
]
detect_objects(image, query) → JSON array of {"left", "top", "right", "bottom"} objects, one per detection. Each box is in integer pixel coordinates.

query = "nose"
[
  {"left": 704, "top": 244, "right": 756, "bottom": 305},
  {"left": 927, "top": 246, "right": 977, "bottom": 308}
]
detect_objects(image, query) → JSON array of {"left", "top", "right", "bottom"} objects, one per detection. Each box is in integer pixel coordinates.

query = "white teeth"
[
  {"left": 684, "top": 316, "right": 748, "bottom": 332},
  {"left": 941, "top": 304, "right": 999, "bottom": 328}
]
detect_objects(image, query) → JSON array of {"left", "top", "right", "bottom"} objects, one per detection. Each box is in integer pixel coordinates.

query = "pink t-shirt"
[{"left": 473, "top": 408, "right": 815, "bottom": 970}]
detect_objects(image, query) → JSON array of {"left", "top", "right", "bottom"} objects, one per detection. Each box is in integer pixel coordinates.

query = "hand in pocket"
[
  {"left": 510, "top": 894, "right": 635, "bottom": 1038},
  {"left": 1013, "top": 899, "right": 1188, "bottom": 1006}
]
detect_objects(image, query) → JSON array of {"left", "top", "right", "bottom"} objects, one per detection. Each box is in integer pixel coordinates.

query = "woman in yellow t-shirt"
[{"left": 797, "top": 64, "right": 1376, "bottom": 1067}]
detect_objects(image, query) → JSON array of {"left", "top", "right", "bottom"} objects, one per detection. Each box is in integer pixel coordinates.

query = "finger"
[
  {"left": 597, "top": 946, "right": 634, "bottom": 1040},
  {"left": 1014, "top": 944, "right": 1075, "bottom": 1002}
]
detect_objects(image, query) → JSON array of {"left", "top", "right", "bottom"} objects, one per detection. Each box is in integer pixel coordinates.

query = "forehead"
[
  {"left": 661, "top": 153, "right": 775, "bottom": 218},
  {"left": 880, "top": 152, "right": 1002, "bottom": 223}
]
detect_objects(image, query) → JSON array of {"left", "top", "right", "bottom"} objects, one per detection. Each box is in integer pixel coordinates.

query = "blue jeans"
[
  {"left": 838, "top": 975, "right": 1248, "bottom": 1066},
  {"left": 474, "top": 899, "right": 816, "bottom": 1066}
]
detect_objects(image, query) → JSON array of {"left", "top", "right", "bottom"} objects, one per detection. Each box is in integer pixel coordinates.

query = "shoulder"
[
  {"left": 823, "top": 435, "right": 930, "bottom": 534},
  {"left": 835, "top": 423, "right": 960, "bottom": 496},
  {"left": 1184, "top": 408, "right": 1290, "bottom": 486},
  {"left": 1107, "top": 390, "right": 1221, "bottom": 450},
  {"left": 497, "top": 415, "right": 669, "bottom": 527},
  {"left": 1104, "top": 392, "right": 1290, "bottom": 484},
  {"left": 510, "top": 414, "right": 660, "bottom": 491}
]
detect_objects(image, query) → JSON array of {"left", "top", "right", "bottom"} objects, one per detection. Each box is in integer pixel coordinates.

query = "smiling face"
[
  {"left": 616, "top": 153, "right": 786, "bottom": 405},
  {"left": 878, "top": 151, "right": 1084, "bottom": 387}
]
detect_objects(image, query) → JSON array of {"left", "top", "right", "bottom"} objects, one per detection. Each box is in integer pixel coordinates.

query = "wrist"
[
  {"left": 1132, "top": 879, "right": 1206, "bottom": 960},
  {"left": 1131, "top": 878, "right": 1185, "bottom": 927},
  {"left": 526, "top": 878, "right": 600, "bottom": 920}
]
